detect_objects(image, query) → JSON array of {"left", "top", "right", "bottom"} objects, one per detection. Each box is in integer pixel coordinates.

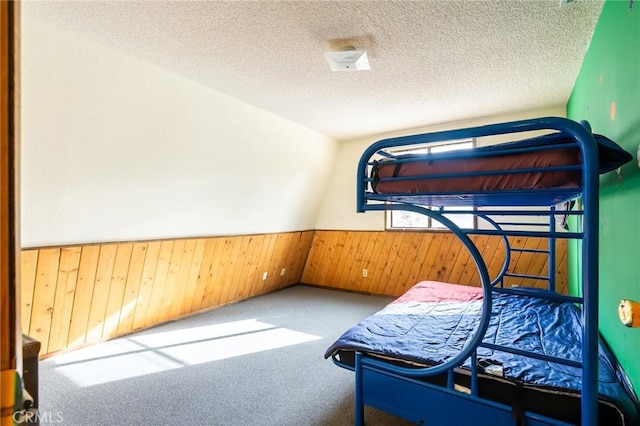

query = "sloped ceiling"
[{"left": 23, "top": 0, "right": 604, "bottom": 141}]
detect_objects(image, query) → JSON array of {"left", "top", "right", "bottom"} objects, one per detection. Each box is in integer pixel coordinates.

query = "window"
[
  {"left": 385, "top": 139, "right": 476, "bottom": 231},
  {"left": 386, "top": 205, "right": 476, "bottom": 230}
]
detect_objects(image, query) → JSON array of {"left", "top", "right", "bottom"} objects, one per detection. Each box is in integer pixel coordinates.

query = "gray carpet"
[{"left": 39, "top": 285, "right": 415, "bottom": 425}]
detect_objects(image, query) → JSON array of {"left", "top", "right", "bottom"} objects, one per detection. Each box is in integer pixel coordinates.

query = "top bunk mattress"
[
  {"left": 366, "top": 130, "right": 632, "bottom": 207},
  {"left": 325, "top": 281, "right": 640, "bottom": 425}
]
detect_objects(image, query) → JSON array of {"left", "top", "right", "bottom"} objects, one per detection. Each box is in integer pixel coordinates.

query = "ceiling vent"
[{"left": 324, "top": 48, "right": 370, "bottom": 72}]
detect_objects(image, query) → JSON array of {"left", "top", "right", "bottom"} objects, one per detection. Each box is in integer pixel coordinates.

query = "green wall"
[{"left": 566, "top": 0, "right": 640, "bottom": 394}]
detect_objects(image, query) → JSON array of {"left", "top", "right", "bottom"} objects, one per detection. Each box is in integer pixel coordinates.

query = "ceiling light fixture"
[{"left": 324, "top": 46, "right": 370, "bottom": 72}]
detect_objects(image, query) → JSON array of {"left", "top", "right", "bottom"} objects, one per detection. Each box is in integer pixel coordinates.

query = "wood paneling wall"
[
  {"left": 21, "top": 231, "right": 313, "bottom": 356},
  {"left": 20, "top": 229, "right": 569, "bottom": 357},
  {"left": 302, "top": 230, "right": 568, "bottom": 297}
]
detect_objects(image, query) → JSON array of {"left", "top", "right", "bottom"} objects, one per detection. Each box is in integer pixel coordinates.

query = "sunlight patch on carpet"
[{"left": 51, "top": 319, "right": 321, "bottom": 387}]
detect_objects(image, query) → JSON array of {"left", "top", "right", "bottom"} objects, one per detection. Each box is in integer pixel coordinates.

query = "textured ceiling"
[{"left": 23, "top": 1, "right": 604, "bottom": 141}]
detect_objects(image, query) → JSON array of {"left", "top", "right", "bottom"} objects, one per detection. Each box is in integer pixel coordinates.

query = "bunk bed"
[{"left": 324, "top": 117, "right": 639, "bottom": 426}]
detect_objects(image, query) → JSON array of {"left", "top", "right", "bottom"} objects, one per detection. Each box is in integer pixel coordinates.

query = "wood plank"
[
  {"left": 509, "top": 237, "right": 543, "bottom": 288},
  {"left": 312, "top": 231, "right": 338, "bottom": 287},
  {"left": 323, "top": 230, "right": 344, "bottom": 287},
  {"left": 225, "top": 235, "right": 254, "bottom": 303},
  {"left": 436, "top": 236, "right": 464, "bottom": 285},
  {"left": 385, "top": 232, "right": 413, "bottom": 295},
  {"left": 416, "top": 233, "right": 444, "bottom": 284},
  {"left": 456, "top": 235, "right": 485, "bottom": 286},
  {"left": 532, "top": 239, "right": 550, "bottom": 289},
  {"left": 297, "top": 231, "right": 315, "bottom": 282},
  {"left": 295, "top": 232, "right": 313, "bottom": 279},
  {"left": 524, "top": 238, "right": 551, "bottom": 290},
  {"left": 265, "top": 234, "right": 281, "bottom": 293},
  {"left": 238, "top": 235, "right": 258, "bottom": 298},
  {"left": 285, "top": 232, "right": 307, "bottom": 285},
  {"left": 199, "top": 237, "right": 222, "bottom": 309},
  {"left": 503, "top": 237, "right": 526, "bottom": 288},
  {"left": 383, "top": 233, "right": 413, "bottom": 296},
  {"left": 555, "top": 241, "right": 569, "bottom": 295},
  {"left": 368, "top": 232, "right": 395, "bottom": 294},
  {"left": 376, "top": 232, "right": 407, "bottom": 295},
  {"left": 67, "top": 246, "right": 100, "bottom": 348},
  {"left": 85, "top": 244, "right": 117, "bottom": 344},
  {"left": 20, "top": 250, "right": 38, "bottom": 333},
  {"left": 101, "top": 243, "right": 133, "bottom": 340},
  {"left": 180, "top": 238, "right": 207, "bottom": 316},
  {"left": 131, "top": 241, "right": 162, "bottom": 331},
  {"left": 272, "top": 232, "right": 292, "bottom": 290},
  {"left": 202, "top": 237, "right": 228, "bottom": 309},
  {"left": 357, "top": 231, "right": 384, "bottom": 293},
  {"left": 143, "top": 240, "right": 174, "bottom": 327},
  {"left": 212, "top": 237, "right": 242, "bottom": 306},
  {"left": 488, "top": 235, "right": 511, "bottom": 287},
  {"left": 280, "top": 232, "right": 298, "bottom": 286},
  {"left": 383, "top": 232, "right": 407, "bottom": 293},
  {"left": 489, "top": 235, "right": 511, "bottom": 284},
  {"left": 340, "top": 231, "right": 365, "bottom": 290},
  {"left": 158, "top": 239, "right": 185, "bottom": 324},
  {"left": 276, "top": 233, "right": 296, "bottom": 288},
  {"left": 212, "top": 237, "right": 238, "bottom": 306},
  {"left": 427, "top": 233, "right": 455, "bottom": 283},
  {"left": 279, "top": 232, "right": 303, "bottom": 287},
  {"left": 324, "top": 231, "right": 350, "bottom": 289},
  {"left": 354, "top": 232, "right": 380, "bottom": 293},
  {"left": 405, "top": 233, "right": 434, "bottom": 284},
  {"left": 468, "top": 235, "right": 501, "bottom": 287},
  {"left": 267, "top": 233, "right": 286, "bottom": 293},
  {"left": 356, "top": 232, "right": 385, "bottom": 293},
  {"left": 170, "top": 239, "right": 197, "bottom": 319},
  {"left": 192, "top": 238, "right": 219, "bottom": 312},
  {"left": 117, "top": 242, "right": 148, "bottom": 335},
  {"left": 265, "top": 233, "right": 287, "bottom": 292},
  {"left": 28, "top": 248, "right": 60, "bottom": 353},
  {"left": 233, "top": 235, "right": 259, "bottom": 300},
  {"left": 503, "top": 237, "right": 526, "bottom": 287},
  {"left": 300, "top": 232, "right": 322, "bottom": 284},
  {"left": 243, "top": 235, "right": 265, "bottom": 298},
  {"left": 445, "top": 236, "right": 474, "bottom": 286},
  {"left": 298, "top": 231, "right": 315, "bottom": 274},
  {"left": 468, "top": 235, "right": 499, "bottom": 287},
  {"left": 279, "top": 233, "right": 295, "bottom": 286},
  {"left": 255, "top": 234, "right": 278, "bottom": 296},
  {"left": 245, "top": 235, "right": 271, "bottom": 299},
  {"left": 313, "top": 230, "right": 331, "bottom": 281},
  {"left": 47, "top": 247, "right": 81, "bottom": 353}
]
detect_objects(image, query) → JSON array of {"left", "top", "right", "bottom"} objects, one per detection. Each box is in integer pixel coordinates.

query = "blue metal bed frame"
[{"left": 352, "top": 117, "right": 599, "bottom": 426}]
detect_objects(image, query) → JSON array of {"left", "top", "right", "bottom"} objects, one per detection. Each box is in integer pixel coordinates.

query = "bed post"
[
  {"left": 577, "top": 122, "right": 600, "bottom": 426},
  {"left": 548, "top": 205, "right": 556, "bottom": 293},
  {"left": 354, "top": 352, "right": 365, "bottom": 426}
]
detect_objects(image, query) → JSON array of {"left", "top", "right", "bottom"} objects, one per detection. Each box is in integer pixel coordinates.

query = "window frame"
[{"left": 384, "top": 138, "right": 478, "bottom": 232}]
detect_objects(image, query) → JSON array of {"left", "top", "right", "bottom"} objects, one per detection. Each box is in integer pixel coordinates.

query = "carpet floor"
[{"left": 39, "top": 284, "right": 415, "bottom": 426}]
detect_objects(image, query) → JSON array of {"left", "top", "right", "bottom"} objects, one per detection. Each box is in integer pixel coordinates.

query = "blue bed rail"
[{"left": 352, "top": 117, "right": 602, "bottom": 426}]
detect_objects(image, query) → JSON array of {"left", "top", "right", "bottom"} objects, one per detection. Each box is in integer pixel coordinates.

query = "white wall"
[
  {"left": 21, "top": 14, "right": 338, "bottom": 247},
  {"left": 315, "top": 106, "right": 566, "bottom": 231}
]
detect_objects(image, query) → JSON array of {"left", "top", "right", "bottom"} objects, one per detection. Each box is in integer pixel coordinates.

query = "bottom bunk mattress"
[{"left": 324, "top": 281, "right": 640, "bottom": 425}]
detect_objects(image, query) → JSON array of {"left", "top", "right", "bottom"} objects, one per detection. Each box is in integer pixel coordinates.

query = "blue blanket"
[{"left": 325, "top": 281, "right": 639, "bottom": 423}]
